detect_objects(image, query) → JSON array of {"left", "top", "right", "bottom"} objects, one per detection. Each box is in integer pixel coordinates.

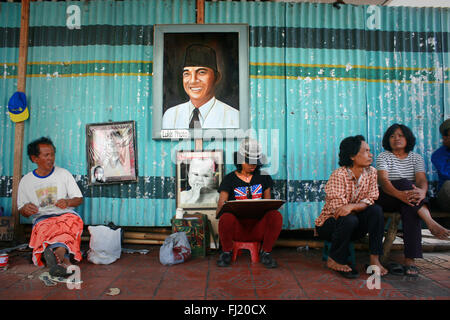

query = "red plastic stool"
[{"left": 232, "top": 241, "right": 261, "bottom": 263}]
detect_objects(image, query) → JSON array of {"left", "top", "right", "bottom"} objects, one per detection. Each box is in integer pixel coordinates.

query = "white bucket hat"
[{"left": 237, "top": 138, "right": 266, "bottom": 165}]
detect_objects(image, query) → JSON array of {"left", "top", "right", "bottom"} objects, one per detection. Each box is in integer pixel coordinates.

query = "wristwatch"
[{"left": 360, "top": 198, "right": 371, "bottom": 205}]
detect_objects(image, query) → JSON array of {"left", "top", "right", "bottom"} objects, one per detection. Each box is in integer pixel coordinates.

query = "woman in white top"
[{"left": 376, "top": 123, "right": 450, "bottom": 277}]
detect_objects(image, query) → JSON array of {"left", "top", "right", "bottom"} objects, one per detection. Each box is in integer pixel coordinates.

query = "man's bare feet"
[
  {"left": 327, "top": 257, "right": 352, "bottom": 272},
  {"left": 369, "top": 255, "right": 388, "bottom": 276},
  {"left": 54, "top": 247, "right": 73, "bottom": 269},
  {"left": 428, "top": 222, "right": 450, "bottom": 240}
]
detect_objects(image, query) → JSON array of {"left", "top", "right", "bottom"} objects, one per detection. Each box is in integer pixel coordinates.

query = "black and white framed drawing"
[{"left": 176, "top": 150, "right": 223, "bottom": 209}]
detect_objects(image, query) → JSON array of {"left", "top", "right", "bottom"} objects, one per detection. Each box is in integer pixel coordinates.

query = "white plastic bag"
[
  {"left": 87, "top": 225, "right": 122, "bottom": 265},
  {"left": 159, "top": 232, "right": 191, "bottom": 266}
]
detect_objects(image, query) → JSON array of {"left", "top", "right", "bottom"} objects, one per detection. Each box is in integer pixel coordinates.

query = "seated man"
[
  {"left": 18, "top": 137, "right": 84, "bottom": 277},
  {"left": 431, "top": 118, "right": 450, "bottom": 212}
]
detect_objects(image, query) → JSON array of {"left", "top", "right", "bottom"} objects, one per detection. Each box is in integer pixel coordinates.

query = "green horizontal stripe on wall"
[
  {"left": 251, "top": 63, "right": 447, "bottom": 83},
  {"left": 0, "top": 26, "right": 448, "bottom": 52},
  {"left": 1, "top": 61, "right": 447, "bottom": 83},
  {"left": 0, "top": 60, "right": 152, "bottom": 78}
]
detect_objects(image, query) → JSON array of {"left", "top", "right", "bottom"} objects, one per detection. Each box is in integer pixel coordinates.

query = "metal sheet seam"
[{"left": 440, "top": 9, "right": 449, "bottom": 117}]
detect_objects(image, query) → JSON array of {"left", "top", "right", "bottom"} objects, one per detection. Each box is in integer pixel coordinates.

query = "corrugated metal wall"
[
  {"left": 0, "top": 0, "right": 448, "bottom": 229},
  {"left": 366, "top": 5, "right": 446, "bottom": 181},
  {"left": 0, "top": 0, "right": 197, "bottom": 226},
  {"left": 444, "top": 8, "right": 450, "bottom": 119},
  {"left": 206, "top": 0, "right": 289, "bottom": 220},
  {"left": 284, "top": 3, "right": 369, "bottom": 228},
  {"left": 0, "top": 2, "right": 21, "bottom": 210}
]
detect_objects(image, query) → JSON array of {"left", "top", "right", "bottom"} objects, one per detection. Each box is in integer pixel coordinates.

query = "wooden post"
[
  {"left": 196, "top": 0, "right": 205, "bottom": 24},
  {"left": 12, "top": 0, "right": 30, "bottom": 241},
  {"left": 382, "top": 212, "right": 401, "bottom": 264},
  {"left": 195, "top": 0, "right": 205, "bottom": 152}
]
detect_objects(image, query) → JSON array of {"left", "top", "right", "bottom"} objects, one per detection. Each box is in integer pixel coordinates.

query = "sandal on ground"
[
  {"left": 49, "top": 263, "right": 74, "bottom": 278},
  {"left": 334, "top": 267, "right": 360, "bottom": 279},
  {"left": 387, "top": 263, "right": 405, "bottom": 276},
  {"left": 43, "top": 247, "right": 58, "bottom": 269},
  {"left": 404, "top": 265, "right": 419, "bottom": 278}
]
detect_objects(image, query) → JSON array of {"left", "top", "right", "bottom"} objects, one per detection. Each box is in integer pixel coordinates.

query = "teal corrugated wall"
[
  {"left": 0, "top": 0, "right": 197, "bottom": 226},
  {"left": 366, "top": 5, "right": 445, "bottom": 191},
  {"left": 0, "top": 2, "right": 21, "bottom": 213},
  {"left": 206, "top": 0, "right": 288, "bottom": 221},
  {"left": 284, "top": 3, "right": 369, "bottom": 228},
  {"left": 0, "top": 1, "right": 448, "bottom": 229},
  {"left": 444, "top": 8, "right": 450, "bottom": 118}
]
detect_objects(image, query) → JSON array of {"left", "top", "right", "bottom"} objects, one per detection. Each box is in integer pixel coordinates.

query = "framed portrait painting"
[
  {"left": 86, "top": 121, "right": 138, "bottom": 185},
  {"left": 176, "top": 150, "right": 224, "bottom": 210},
  {"left": 152, "top": 24, "right": 249, "bottom": 139}
]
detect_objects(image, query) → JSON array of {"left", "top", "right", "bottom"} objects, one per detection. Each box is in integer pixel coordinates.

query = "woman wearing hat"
[
  {"left": 215, "top": 138, "right": 283, "bottom": 268},
  {"left": 376, "top": 123, "right": 450, "bottom": 277}
]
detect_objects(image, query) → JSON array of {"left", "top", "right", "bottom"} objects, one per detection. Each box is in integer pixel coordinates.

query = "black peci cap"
[{"left": 183, "top": 44, "right": 218, "bottom": 72}]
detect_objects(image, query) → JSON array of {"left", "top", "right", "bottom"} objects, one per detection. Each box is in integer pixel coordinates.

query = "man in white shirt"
[
  {"left": 162, "top": 44, "right": 239, "bottom": 129},
  {"left": 18, "top": 137, "right": 84, "bottom": 278}
]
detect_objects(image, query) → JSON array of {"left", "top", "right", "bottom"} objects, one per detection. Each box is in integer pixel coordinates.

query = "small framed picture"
[
  {"left": 176, "top": 150, "right": 224, "bottom": 209},
  {"left": 86, "top": 121, "right": 138, "bottom": 185}
]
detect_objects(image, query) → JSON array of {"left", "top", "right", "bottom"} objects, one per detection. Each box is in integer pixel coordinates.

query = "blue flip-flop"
[
  {"left": 404, "top": 265, "right": 419, "bottom": 278},
  {"left": 387, "top": 262, "right": 405, "bottom": 276}
]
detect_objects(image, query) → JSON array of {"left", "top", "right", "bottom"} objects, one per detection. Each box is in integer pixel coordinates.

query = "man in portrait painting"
[{"left": 162, "top": 44, "right": 239, "bottom": 129}]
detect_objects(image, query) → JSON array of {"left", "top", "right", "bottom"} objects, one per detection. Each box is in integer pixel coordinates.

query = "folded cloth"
[{"left": 29, "top": 213, "right": 84, "bottom": 266}]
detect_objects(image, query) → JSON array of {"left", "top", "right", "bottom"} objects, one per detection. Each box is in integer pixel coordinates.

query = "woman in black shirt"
[{"left": 216, "top": 138, "right": 283, "bottom": 268}]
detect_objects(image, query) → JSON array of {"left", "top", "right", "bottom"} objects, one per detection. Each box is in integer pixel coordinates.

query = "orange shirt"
[{"left": 315, "top": 166, "right": 379, "bottom": 227}]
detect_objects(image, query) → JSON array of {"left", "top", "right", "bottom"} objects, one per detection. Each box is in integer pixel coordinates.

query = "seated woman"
[
  {"left": 376, "top": 123, "right": 450, "bottom": 277},
  {"left": 215, "top": 138, "right": 283, "bottom": 268},
  {"left": 315, "top": 135, "right": 387, "bottom": 278}
]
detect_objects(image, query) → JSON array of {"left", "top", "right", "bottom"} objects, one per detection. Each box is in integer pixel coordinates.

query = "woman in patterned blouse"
[{"left": 315, "top": 135, "right": 387, "bottom": 278}]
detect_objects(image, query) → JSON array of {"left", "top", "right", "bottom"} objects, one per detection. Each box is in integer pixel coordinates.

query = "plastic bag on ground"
[
  {"left": 159, "top": 232, "right": 191, "bottom": 266},
  {"left": 87, "top": 225, "right": 122, "bottom": 265}
]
